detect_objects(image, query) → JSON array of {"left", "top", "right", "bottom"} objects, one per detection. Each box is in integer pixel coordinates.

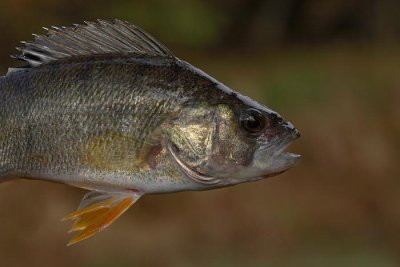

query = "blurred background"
[{"left": 0, "top": 0, "right": 399, "bottom": 266}]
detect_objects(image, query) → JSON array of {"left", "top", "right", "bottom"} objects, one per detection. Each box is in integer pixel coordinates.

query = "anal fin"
[{"left": 63, "top": 190, "right": 142, "bottom": 246}]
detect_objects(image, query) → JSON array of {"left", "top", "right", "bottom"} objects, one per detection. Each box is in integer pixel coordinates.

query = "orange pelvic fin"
[{"left": 62, "top": 190, "right": 142, "bottom": 246}]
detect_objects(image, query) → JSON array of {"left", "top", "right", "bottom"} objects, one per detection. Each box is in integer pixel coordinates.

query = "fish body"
[
  {"left": 0, "top": 20, "right": 300, "bottom": 245},
  {"left": 0, "top": 55, "right": 213, "bottom": 193}
]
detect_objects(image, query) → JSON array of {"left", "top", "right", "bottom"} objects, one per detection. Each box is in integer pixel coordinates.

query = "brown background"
[{"left": 0, "top": 1, "right": 399, "bottom": 266}]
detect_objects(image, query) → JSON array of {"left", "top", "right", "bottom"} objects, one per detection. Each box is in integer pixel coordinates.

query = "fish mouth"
[
  {"left": 276, "top": 142, "right": 301, "bottom": 165},
  {"left": 260, "top": 133, "right": 301, "bottom": 177}
]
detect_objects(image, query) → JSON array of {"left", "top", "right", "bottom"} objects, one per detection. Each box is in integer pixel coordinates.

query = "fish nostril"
[{"left": 270, "top": 113, "right": 285, "bottom": 126}]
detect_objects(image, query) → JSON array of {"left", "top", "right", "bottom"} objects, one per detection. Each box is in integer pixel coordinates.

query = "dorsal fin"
[{"left": 10, "top": 19, "right": 174, "bottom": 71}]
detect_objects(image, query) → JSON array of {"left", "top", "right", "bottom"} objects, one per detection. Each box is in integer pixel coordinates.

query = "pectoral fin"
[{"left": 62, "top": 190, "right": 143, "bottom": 246}]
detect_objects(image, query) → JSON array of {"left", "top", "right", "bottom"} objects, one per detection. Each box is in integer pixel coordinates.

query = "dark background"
[{"left": 0, "top": 1, "right": 399, "bottom": 266}]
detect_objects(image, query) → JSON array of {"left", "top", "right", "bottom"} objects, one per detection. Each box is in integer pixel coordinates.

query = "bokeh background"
[{"left": 0, "top": 0, "right": 399, "bottom": 266}]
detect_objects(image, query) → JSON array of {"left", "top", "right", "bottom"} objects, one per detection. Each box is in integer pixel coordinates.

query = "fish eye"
[{"left": 239, "top": 108, "right": 267, "bottom": 136}]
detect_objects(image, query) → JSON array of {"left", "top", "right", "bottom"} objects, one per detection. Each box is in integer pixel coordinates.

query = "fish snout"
[
  {"left": 291, "top": 127, "right": 301, "bottom": 140},
  {"left": 266, "top": 112, "right": 300, "bottom": 141}
]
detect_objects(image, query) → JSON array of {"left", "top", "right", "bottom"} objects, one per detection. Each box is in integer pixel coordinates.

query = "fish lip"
[
  {"left": 292, "top": 128, "right": 301, "bottom": 139},
  {"left": 255, "top": 151, "right": 300, "bottom": 180},
  {"left": 268, "top": 152, "right": 301, "bottom": 175},
  {"left": 280, "top": 151, "right": 302, "bottom": 167}
]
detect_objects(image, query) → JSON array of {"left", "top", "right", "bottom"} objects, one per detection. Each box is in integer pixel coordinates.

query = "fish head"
[{"left": 165, "top": 94, "right": 301, "bottom": 188}]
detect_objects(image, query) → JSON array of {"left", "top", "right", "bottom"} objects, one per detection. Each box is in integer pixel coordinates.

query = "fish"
[{"left": 0, "top": 19, "right": 301, "bottom": 245}]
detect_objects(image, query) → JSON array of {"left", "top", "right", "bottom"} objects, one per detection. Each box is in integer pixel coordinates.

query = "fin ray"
[
  {"left": 68, "top": 207, "right": 109, "bottom": 232},
  {"left": 11, "top": 19, "right": 174, "bottom": 72},
  {"left": 63, "top": 190, "right": 142, "bottom": 245},
  {"left": 62, "top": 198, "right": 113, "bottom": 221}
]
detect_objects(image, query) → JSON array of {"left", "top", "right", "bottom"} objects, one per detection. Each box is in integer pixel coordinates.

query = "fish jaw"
[
  {"left": 227, "top": 126, "right": 301, "bottom": 183},
  {"left": 253, "top": 143, "right": 301, "bottom": 180}
]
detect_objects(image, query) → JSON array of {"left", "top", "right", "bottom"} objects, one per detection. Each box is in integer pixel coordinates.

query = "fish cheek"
[
  {"left": 209, "top": 105, "right": 256, "bottom": 169},
  {"left": 212, "top": 121, "right": 255, "bottom": 169}
]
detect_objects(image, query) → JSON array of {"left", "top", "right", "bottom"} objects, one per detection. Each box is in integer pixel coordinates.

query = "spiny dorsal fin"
[{"left": 11, "top": 19, "right": 174, "bottom": 70}]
